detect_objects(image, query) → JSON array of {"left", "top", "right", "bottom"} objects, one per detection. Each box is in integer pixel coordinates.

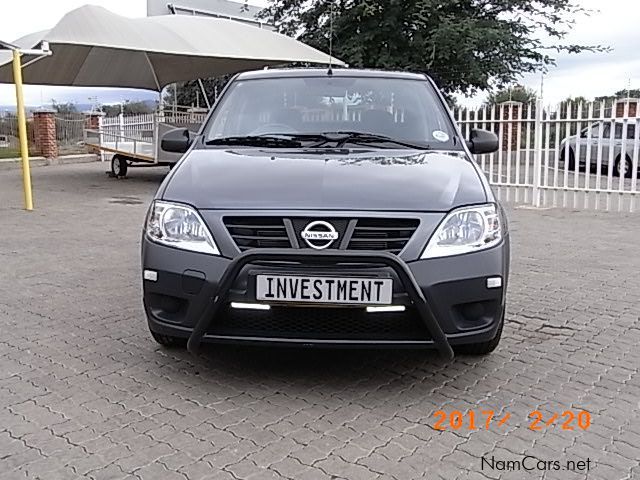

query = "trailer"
[{"left": 84, "top": 106, "right": 208, "bottom": 177}]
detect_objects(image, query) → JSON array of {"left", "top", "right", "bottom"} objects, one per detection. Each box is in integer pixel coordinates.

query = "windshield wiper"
[
  {"left": 206, "top": 132, "right": 430, "bottom": 150},
  {"left": 205, "top": 135, "right": 303, "bottom": 148},
  {"left": 326, "top": 131, "right": 430, "bottom": 150}
]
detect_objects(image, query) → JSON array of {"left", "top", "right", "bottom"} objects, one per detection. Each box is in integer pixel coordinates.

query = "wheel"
[
  {"left": 454, "top": 311, "right": 504, "bottom": 356},
  {"left": 149, "top": 329, "right": 186, "bottom": 348},
  {"left": 615, "top": 155, "right": 632, "bottom": 178},
  {"left": 561, "top": 148, "right": 576, "bottom": 170},
  {"left": 111, "top": 155, "right": 128, "bottom": 177}
]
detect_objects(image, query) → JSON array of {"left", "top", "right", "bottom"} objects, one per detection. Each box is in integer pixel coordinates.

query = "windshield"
[{"left": 203, "top": 75, "right": 458, "bottom": 149}]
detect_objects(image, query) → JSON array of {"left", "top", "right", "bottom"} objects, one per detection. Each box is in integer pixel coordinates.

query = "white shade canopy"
[{"left": 0, "top": 4, "right": 343, "bottom": 91}]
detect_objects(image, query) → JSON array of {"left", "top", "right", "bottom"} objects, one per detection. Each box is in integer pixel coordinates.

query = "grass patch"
[{"left": 0, "top": 148, "right": 21, "bottom": 159}]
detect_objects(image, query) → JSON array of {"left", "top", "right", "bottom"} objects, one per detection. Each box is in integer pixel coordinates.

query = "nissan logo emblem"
[{"left": 301, "top": 221, "right": 339, "bottom": 249}]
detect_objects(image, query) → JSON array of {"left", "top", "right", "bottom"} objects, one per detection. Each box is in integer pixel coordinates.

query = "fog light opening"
[
  {"left": 366, "top": 305, "right": 406, "bottom": 313},
  {"left": 486, "top": 276, "right": 502, "bottom": 289},
  {"left": 144, "top": 270, "right": 158, "bottom": 282},
  {"left": 231, "top": 302, "right": 271, "bottom": 311}
]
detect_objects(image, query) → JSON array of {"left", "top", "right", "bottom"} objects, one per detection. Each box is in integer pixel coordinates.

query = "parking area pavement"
[{"left": 1, "top": 162, "right": 639, "bottom": 480}]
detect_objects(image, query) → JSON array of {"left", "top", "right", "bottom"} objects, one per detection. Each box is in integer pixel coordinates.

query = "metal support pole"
[
  {"left": 12, "top": 50, "right": 33, "bottom": 211},
  {"left": 532, "top": 99, "right": 543, "bottom": 207},
  {"left": 98, "top": 115, "right": 105, "bottom": 162},
  {"left": 1, "top": 40, "right": 51, "bottom": 210},
  {"left": 197, "top": 79, "right": 211, "bottom": 109}
]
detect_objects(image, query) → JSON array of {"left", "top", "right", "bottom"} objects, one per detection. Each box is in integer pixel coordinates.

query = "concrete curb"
[{"left": 0, "top": 154, "right": 100, "bottom": 170}]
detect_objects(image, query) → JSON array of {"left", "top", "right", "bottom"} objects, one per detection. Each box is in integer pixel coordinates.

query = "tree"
[
  {"left": 122, "top": 100, "right": 154, "bottom": 115},
  {"left": 165, "top": 76, "right": 232, "bottom": 108},
  {"left": 51, "top": 100, "right": 78, "bottom": 114},
  {"left": 614, "top": 88, "right": 640, "bottom": 99},
  {"left": 486, "top": 85, "right": 537, "bottom": 106},
  {"left": 101, "top": 104, "right": 121, "bottom": 117},
  {"left": 595, "top": 88, "right": 640, "bottom": 105},
  {"left": 259, "top": 0, "right": 602, "bottom": 95},
  {"left": 101, "top": 100, "right": 155, "bottom": 117}
]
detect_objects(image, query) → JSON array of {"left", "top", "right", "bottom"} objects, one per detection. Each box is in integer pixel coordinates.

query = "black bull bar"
[{"left": 187, "top": 249, "right": 454, "bottom": 359}]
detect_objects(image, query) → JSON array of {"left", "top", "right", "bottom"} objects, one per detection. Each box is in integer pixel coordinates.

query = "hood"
[{"left": 161, "top": 148, "right": 487, "bottom": 212}]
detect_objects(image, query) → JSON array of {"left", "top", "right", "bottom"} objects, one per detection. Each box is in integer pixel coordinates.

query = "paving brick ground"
[{"left": 1, "top": 162, "right": 639, "bottom": 480}]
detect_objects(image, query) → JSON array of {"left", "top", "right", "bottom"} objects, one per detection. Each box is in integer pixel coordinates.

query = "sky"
[
  {"left": 0, "top": 0, "right": 638, "bottom": 108},
  {"left": 510, "top": 0, "right": 640, "bottom": 107}
]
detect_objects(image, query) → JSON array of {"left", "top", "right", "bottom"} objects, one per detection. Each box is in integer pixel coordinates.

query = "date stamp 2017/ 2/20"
[{"left": 432, "top": 409, "right": 591, "bottom": 432}]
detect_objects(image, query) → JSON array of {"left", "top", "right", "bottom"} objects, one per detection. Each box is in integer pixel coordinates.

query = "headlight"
[
  {"left": 421, "top": 204, "right": 502, "bottom": 259},
  {"left": 145, "top": 200, "right": 220, "bottom": 255}
]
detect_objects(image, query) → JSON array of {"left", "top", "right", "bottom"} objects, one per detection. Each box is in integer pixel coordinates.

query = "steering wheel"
[{"left": 249, "top": 123, "right": 297, "bottom": 135}]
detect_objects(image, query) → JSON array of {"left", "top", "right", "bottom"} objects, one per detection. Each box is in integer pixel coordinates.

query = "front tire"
[
  {"left": 454, "top": 312, "right": 504, "bottom": 356},
  {"left": 615, "top": 155, "right": 632, "bottom": 178},
  {"left": 561, "top": 148, "right": 576, "bottom": 170}
]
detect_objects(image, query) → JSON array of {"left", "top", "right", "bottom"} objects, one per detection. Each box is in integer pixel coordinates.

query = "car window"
[
  {"left": 591, "top": 124, "right": 602, "bottom": 138},
  {"left": 204, "top": 76, "right": 457, "bottom": 148},
  {"left": 611, "top": 123, "right": 637, "bottom": 140},
  {"left": 581, "top": 123, "right": 610, "bottom": 139},
  {"left": 614, "top": 124, "right": 623, "bottom": 139},
  {"left": 625, "top": 124, "right": 636, "bottom": 140}
]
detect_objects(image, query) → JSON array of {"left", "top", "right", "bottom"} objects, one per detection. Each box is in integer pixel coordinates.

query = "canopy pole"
[
  {"left": 197, "top": 79, "right": 211, "bottom": 109},
  {"left": 143, "top": 53, "right": 161, "bottom": 91},
  {"left": 1, "top": 40, "right": 51, "bottom": 211},
  {"left": 12, "top": 50, "right": 33, "bottom": 211}
]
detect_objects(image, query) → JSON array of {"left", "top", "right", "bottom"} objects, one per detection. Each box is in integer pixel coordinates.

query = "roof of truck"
[{"left": 236, "top": 68, "right": 429, "bottom": 81}]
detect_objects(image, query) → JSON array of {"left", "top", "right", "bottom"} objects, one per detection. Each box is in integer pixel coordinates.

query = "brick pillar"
[
  {"left": 84, "top": 112, "right": 105, "bottom": 155},
  {"left": 616, "top": 99, "right": 638, "bottom": 118},
  {"left": 84, "top": 111, "right": 105, "bottom": 130},
  {"left": 499, "top": 101, "right": 522, "bottom": 151},
  {"left": 33, "top": 109, "right": 58, "bottom": 159}
]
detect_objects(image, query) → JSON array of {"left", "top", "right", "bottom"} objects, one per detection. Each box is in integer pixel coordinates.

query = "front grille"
[
  {"left": 348, "top": 218, "right": 419, "bottom": 254},
  {"left": 208, "top": 306, "right": 430, "bottom": 341},
  {"left": 224, "top": 216, "right": 419, "bottom": 254},
  {"left": 224, "top": 217, "right": 291, "bottom": 251}
]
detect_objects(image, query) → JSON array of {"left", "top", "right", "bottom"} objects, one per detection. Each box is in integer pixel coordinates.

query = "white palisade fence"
[{"left": 454, "top": 99, "right": 640, "bottom": 212}]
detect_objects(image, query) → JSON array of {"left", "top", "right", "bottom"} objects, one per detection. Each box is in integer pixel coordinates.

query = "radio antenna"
[{"left": 327, "top": 0, "right": 334, "bottom": 76}]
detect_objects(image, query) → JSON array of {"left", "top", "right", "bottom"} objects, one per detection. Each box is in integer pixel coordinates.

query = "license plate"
[{"left": 256, "top": 275, "right": 393, "bottom": 305}]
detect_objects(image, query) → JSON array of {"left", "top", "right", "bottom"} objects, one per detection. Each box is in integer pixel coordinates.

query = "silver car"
[{"left": 560, "top": 121, "right": 638, "bottom": 178}]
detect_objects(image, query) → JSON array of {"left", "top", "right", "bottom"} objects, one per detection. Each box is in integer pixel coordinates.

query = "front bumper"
[{"left": 142, "top": 239, "right": 509, "bottom": 359}]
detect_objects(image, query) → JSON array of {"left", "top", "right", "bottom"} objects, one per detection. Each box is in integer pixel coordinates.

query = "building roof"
[{"left": 149, "top": 0, "right": 264, "bottom": 20}]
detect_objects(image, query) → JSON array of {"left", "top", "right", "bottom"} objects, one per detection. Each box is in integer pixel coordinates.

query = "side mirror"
[
  {"left": 467, "top": 129, "right": 499, "bottom": 154},
  {"left": 161, "top": 128, "right": 192, "bottom": 153}
]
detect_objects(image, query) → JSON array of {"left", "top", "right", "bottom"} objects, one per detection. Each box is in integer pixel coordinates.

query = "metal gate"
[
  {"left": 55, "top": 113, "right": 88, "bottom": 155},
  {"left": 455, "top": 99, "right": 640, "bottom": 212}
]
